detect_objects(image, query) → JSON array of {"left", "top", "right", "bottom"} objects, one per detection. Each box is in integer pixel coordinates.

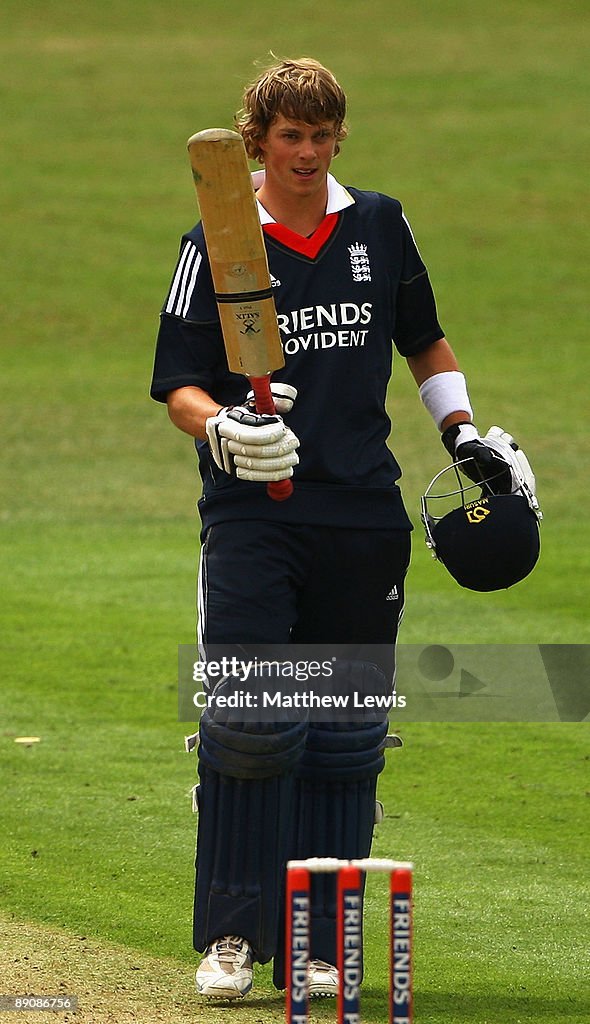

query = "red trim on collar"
[{"left": 262, "top": 212, "right": 339, "bottom": 258}]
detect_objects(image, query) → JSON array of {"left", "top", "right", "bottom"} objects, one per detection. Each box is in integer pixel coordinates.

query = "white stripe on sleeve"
[
  {"left": 182, "top": 251, "right": 203, "bottom": 318},
  {"left": 401, "top": 213, "right": 423, "bottom": 261},
  {"left": 165, "top": 241, "right": 192, "bottom": 313},
  {"left": 173, "top": 244, "right": 199, "bottom": 316},
  {"left": 165, "top": 241, "right": 202, "bottom": 316}
]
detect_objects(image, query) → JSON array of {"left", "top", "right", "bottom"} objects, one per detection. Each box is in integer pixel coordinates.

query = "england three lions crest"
[{"left": 348, "top": 242, "right": 371, "bottom": 283}]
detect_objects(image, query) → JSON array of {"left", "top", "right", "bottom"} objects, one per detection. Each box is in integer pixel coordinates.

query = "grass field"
[{"left": 1, "top": 1, "right": 589, "bottom": 1022}]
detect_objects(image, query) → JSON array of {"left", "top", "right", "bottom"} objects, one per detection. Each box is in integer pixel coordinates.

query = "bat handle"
[{"left": 250, "top": 376, "right": 293, "bottom": 502}]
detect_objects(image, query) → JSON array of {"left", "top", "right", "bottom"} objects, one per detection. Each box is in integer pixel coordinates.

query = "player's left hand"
[
  {"left": 206, "top": 406, "right": 300, "bottom": 482},
  {"left": 442, "top": 423, "right": 535, "bottom": 496}
]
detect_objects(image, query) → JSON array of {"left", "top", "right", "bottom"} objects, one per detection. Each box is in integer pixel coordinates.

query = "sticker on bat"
[{"left": 236, "top": 311, "right": 261, "bottom": 335}]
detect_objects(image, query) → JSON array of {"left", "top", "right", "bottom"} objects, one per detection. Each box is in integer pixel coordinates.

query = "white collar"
[{"left": 251, "top": 170, "right": 355, "bottom": 224}]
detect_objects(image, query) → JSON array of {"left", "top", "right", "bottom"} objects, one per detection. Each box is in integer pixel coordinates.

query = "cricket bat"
[{"left": 187, "top": 128, "right": 293, "bottom": 502}]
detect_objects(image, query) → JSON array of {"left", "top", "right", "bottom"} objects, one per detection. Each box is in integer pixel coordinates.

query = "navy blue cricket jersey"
[{"left": 150, "top": 175, "right": 444, "bottom": 531}]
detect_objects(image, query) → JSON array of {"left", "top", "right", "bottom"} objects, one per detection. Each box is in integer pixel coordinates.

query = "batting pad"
[{"left": 193, "top": 705, "right": 307, "bottom": 962}]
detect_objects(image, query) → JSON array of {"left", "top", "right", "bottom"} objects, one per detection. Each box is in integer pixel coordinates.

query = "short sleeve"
[
  {"left": 393, "top": 212, "right": 444, "bottom": 356},
  {"left": 160, "top": 229, "right": 218, "bottom": 324},
  {"left": 150, "top": 317, "right": 228, "bottom": 402},
  {"left": 150, "top": 227, "right": 228, "bottom": 402}
]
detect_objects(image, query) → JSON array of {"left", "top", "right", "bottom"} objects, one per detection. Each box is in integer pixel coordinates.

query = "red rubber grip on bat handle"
[{"left": 250, "top": 376, "right": 293, "bottom": 501}]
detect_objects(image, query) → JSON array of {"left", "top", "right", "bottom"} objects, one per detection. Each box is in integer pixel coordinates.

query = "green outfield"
[{"left": 1, "top": 1, "right": 588, "bottom": 1021}]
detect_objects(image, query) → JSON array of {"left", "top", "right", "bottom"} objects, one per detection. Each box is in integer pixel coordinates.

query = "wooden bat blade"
[
  {"left": 187, "top": 128, "right": 284, "bottom": 378},
  {"left": 187, "top": 128, "right": 293, "bottom": 502}
]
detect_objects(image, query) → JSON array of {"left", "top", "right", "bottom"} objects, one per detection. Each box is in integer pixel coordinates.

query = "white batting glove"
[
  {"left": 442, "top": 422, "right": 539, "bottom": 504},
  {"left": 481, "top": 426, "right": 539, "bottom": 506},
  {"left": 205, "top": 406, "right": 300, "bottom": 482},
  {"left": 442, "top": 422, "right": 512, "bottom": 493},
  {"left": 245, "top": 382, "right": 298, "bottom": 416}
]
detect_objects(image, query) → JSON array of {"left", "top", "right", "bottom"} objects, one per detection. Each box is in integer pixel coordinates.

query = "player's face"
[{"left": 258, "top": 115, "right": 337, "bottom": 200}]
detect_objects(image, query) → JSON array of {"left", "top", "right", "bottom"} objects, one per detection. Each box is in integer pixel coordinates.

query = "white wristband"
[{"left": 419, "top": 371, "right": 473, "bottom": 430}]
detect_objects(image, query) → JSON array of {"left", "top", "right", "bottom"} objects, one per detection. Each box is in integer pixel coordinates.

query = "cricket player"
[{"left": 151, "top": 57, "right": 514, "bottom": 1000}]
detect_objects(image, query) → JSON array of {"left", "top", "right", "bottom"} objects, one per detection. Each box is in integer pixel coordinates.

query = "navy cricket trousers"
[{"left": 198, "top": 521, "right": 411, "bottom": 672}]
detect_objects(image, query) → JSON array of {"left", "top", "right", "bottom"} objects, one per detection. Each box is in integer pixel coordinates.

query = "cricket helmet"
[{"left": 421, "top": 458, "right": 542, "bottom": 592}]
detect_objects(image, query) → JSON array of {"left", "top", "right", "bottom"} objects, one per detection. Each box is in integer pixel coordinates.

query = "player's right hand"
[
  {"left": 205, "top": 406, "right": 300, "bottom": 482},
  {"left": 245, "top": 382, "right": 298, "bottom": 416}
]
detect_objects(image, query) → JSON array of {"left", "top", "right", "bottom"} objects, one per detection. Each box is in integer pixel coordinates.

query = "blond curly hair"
[{"left": 236, "top": 57, "right": 348, "bottom": 161}]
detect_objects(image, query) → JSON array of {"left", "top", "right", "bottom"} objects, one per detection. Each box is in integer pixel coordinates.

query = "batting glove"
[
  {"left": 245, "top": 382, "right": 298, "bottom": 416},
  {"left": 442, "top": 423, "right": 536, "bottom": 497},
  {"left": 206, "top": 406, "right": 300, "bottom": 482}
]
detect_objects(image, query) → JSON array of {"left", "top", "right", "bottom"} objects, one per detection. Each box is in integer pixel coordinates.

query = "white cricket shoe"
[
  {"left": 308, "top": 959, "right": 339, "bottom": 997},
  {"left": 195, "top": 935, "right": 253, "bottom": 999}
]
